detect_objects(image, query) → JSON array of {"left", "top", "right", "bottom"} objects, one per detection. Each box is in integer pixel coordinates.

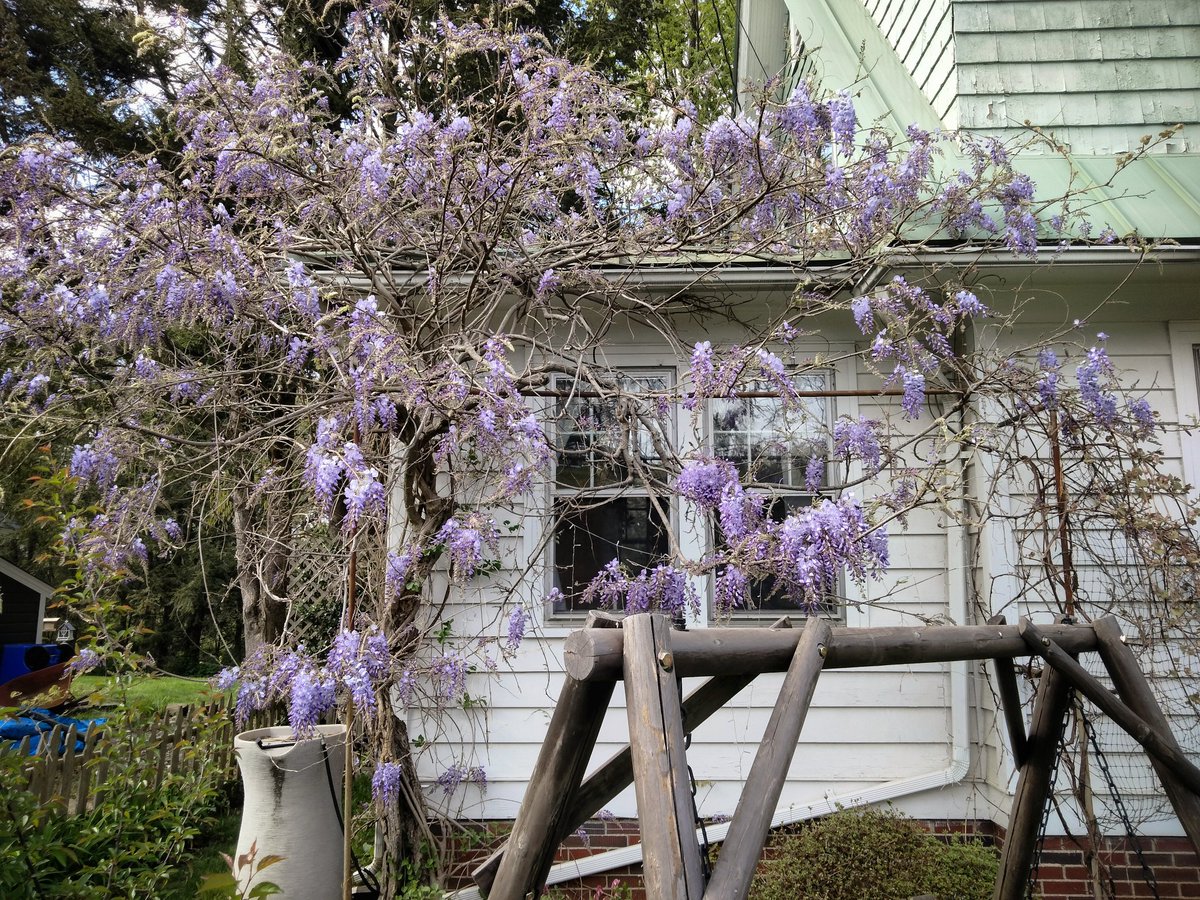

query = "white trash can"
[{"left": 233, "top": 724, "right": 347, "bottom": 898}]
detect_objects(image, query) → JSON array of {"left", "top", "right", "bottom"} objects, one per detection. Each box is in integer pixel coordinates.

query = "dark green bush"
[
  {"left": 0, "top": 705, "right": 229, "bottom": 898},
  {"left": 748, "top": 807, "right": 999, "bottom": 900}
]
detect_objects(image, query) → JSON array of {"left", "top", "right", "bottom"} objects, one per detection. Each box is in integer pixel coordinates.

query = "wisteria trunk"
[
  {"left": 374, "top": 705, "right": 434, "bottom": 896},
  {"left": 232, "top": 495, "right": 290, "bottom": 656}
]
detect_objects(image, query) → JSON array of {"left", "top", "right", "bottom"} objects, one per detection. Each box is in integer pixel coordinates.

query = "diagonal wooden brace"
[
  {"left": 1021, "top": 618, "right": 1200, "bottom": 796},
  {"left": 704, "top": 616, "right": 831, "bottom": 900}
]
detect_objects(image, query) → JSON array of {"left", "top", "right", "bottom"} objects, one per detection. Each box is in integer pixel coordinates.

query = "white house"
[{"left": 413, "top": 1, "right": 1200, "bottom": 893}]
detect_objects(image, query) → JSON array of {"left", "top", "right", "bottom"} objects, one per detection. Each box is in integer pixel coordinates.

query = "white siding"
[
  {"left": 862, "top": 0, "right": 958, "bottom": 122},
  {"left": 408, "top": 268, "right": 1200, "bottom": 840},
  {"left": 409, "top": 310, "right": 964, "bottom": 822}
]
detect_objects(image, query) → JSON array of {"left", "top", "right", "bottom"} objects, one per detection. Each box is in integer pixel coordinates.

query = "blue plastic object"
[
  {"left": 0, "top": 708, "right": 105, "bottom": 754},
  {"left": 0, "top": 643, "right": 65, "bottom": 685}
]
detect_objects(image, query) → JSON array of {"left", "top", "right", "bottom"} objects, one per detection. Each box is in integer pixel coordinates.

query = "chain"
[
  {"left": 1028, "top": 688, "right": 1071, "bottom": 900},
  {"left": 679, "top": 678, "right": 712, "bottom": 883},
  {"left": 1081, "top": 705, "right": 1160, "bottom": 900}
]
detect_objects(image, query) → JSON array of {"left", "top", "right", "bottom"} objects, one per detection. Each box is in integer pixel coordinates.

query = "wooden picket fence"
[{"left": 3, "top": 703, "right": 283, "bottom": 816}]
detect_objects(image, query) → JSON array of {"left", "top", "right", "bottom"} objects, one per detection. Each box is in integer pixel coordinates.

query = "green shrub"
[
  {"left": 0, "top": 705, "right": 230, "bottom": 898},
  {"left": 748, "top": 807, "right": 998, "bottom": 900}
]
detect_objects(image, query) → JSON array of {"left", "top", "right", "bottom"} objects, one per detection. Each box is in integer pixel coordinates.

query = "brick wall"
[
  {"left": 441, "top": 818, "right": 1199, "bottom": 899},
  {"left": 1033, "top": 835, "right": 1200, "bottom": 900}
]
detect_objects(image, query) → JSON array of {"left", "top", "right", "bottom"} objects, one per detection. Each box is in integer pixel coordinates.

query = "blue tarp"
[{"left": 1, "top": 709, "right": 105, "bottom": 754}]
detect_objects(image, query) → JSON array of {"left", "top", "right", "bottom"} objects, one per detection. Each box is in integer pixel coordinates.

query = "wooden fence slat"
[
  {"left": 75, "top": 727, "right": 103, "bottom": 815},
  {"left": 169, "top": 706, "right": 187, "bottom": 778},
  {"left": 40, "top": 725, "right": 64, "bottom": 803},
  {"left": 57, "top": 726, "right": 79, "bottom": 810},
  {"left": 153, "top": 710, "right": 170, "bottom": 790}
]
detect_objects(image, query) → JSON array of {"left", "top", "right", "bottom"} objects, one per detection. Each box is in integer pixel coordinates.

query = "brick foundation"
[{"left": 441, "top": 818, "right": 1199, "bottom": 899}]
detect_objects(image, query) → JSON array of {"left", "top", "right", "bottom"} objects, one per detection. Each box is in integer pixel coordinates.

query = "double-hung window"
[
  {"left": 549, "top": 371, "right": 673, "bottom": 615},
  {"left": 710, "top": 373, "right": 839, "bottom": 618}
]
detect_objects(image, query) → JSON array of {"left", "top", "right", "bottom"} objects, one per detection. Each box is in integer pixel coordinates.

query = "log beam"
[
  {"left": 473, "top": 620, "right": 790, "bottom": 894},
  {"left": 987, "top": 615, "right": 1028, "bottom": 767},
  {"left": 1092, "top": 616, "right": 1200, "bottom": 852},
  {"left": 485, "top": 620, "right": 617, "bottom": 899},
  {"left": 565, "top": 623, "right": 1100, "bottom": 682},
  {"left": 1021, "top": 618, "right": 1200, "bottom": 797},
  {"left": 993, "top": 652, "right": 1073, "bottom": 900}
]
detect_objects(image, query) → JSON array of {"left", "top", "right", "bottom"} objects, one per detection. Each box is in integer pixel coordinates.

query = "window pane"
[
  {"left": 554, "top": 375, "right": 670, "bottom": 487},
  {"left": 712, "top": 376, "right": 828, "bottom": 489},
  {"left": 552, "top": 497, "right": 670, "bottom": 613}
]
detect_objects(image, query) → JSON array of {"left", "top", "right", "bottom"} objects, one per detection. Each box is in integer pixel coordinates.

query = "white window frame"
[
  {"left": 544, "top": 367, "right": 676, "bottom": 620},
  {"left": 706, "top": 369, "right": 846, "bottom": 622}
]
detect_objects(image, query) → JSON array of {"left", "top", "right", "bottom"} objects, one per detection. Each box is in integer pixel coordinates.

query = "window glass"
[
  {"left": 711, "top": 375, "right": 827, "bottom": 487},
  {"left": 552, "top": 497, "right": 671, "bottom": 614}
]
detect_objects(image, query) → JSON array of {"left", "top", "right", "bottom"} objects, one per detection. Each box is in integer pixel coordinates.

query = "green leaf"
[
  {"left": 248, "top": 883, "right": 283, "bottom": 897},
  {"left": 198, "top": 871, "right": 239, "bottom": 895}
]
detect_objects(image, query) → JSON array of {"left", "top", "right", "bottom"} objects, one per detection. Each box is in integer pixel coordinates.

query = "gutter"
[{"left": 448, "top": 430, "right": 974, "bottom": 899}]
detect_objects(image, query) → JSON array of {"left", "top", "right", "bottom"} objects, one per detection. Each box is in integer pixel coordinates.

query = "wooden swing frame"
[{"left": 473, "top": 613, "right": 1200, "bottom": 900}]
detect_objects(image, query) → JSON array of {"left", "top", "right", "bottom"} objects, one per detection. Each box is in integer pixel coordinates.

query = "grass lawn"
[{"left": 73, "top": 673, "right": 218, "bottom": 709}]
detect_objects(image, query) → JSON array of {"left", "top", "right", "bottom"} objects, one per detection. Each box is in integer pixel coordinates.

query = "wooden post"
[
  {"left": 624, "top": 613, "right": 704, "bottom": 900},
  {"left": 987, "top": 615, "right": 1028, "bottom": 767},
  {"left": 1092, "top": 616, "right": 1200, "bottom": 852},
  {"left": 704, "top": 616, "right": 831, "bottom": 900},
  {"left": 993, "top": 647, "right": 1073, "bottom": 900},
  {"left": 1021, "top": 618, "right": 1200, "bottom": 796},
  {"left": 486, "top": 623, "right": 618, "bottom": 900}
]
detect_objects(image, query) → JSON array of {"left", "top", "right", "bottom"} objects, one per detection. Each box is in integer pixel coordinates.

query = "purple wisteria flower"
[
  {"left": 851, "top": 296, "right": 874, "bottom": 334},
  {"left": 432, "top": 652, "right": 468, "bottom": 702},
  {"left": 372, "top": 761, "right": 404, "bottom": 806},
  {"left": 714, "top": 566, "right": 749, "bottom": 615},
  {"left": 718, "top": 482, "right": 763, "bottom": 542},
  {"left": 435, "top": 763, "right": 487, "bottom": 795},
  {"left": 804, "top": 456, "right": 824, "bottom": 493},
  {"left": 954, "top": 290, "right": 987, "bottom": 317},
  {"left": 288, "top": 665, "right": 336, "bottom": 737},
  {"left": 436, "top": 514, "right": 499, "bottom": 579},
  {"left": 828, "top": 91, "right": 857, "bottom": 155},
  {"left": 505, "top": 605, "right": 529, "bottom": 651},
  {"left": 584, "top": 562, "right": 699, "bottom": 618},
  {"left": 833, "top": 416, "right": 883, "bottom": 474},
  {"left": 1077, "top": 346, "right": 1117, "bottom": 425},
  {"left": 1129, "top": 398, "right": 1155, "bottom": 434},
  {"left": 213, "top": 666, "right": 239, "bottom": 691},
  {"left": 67, "top": 647, "right": 102, "bottom": 674},
  {"left": 685, "top": 341, "right": 716, "bottom": 409},
  {"left": 676, "top": 457, "right": 739, "bottom": 509},
  {"left": 386, "top": 546, "right": 420, "bottom": 597},
  {"left": 774, "top": 497, "right": 889, "bottom": 601},
  {"left": 900, "top": 368, "right": 925, "bottom": 419}
]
